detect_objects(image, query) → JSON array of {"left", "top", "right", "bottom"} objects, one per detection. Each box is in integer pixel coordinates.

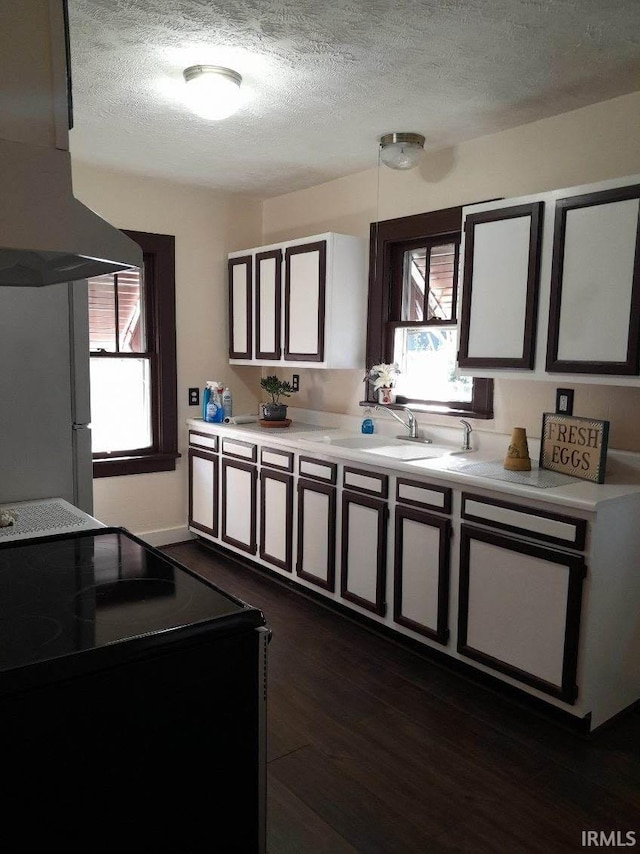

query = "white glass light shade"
[
  {"left": 379, "top": 133, "right": 425, "bottom": 170},
  {"left": 183, "top": 65, "right": 242, "bottom": 120}
]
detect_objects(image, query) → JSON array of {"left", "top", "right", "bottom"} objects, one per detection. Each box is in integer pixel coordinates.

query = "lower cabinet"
[
  {"left": 457, "top": 524, "right": 586, "bottom": 703},
  {"left": 221, "top": 458, "right": 257, "bottom": 555},
  {"left": 393, "top": 506, "right": 451, "bottom": 644},
  {"left": 296, "top": 478, "right": 336, "bottom": 590},
  {"left": 340, "top": 491, "right": 388, "bottom": 616},
  {"left": 188, "top": 448, "right": 218, "bottom": 539},
  {"left": 259, "top": 469, "right": 293, "bottom": 572}
]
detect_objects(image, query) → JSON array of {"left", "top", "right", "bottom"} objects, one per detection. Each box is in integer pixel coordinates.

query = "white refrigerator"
[{"left": 0, "top": 280, "right": 93, "bottom": 513}]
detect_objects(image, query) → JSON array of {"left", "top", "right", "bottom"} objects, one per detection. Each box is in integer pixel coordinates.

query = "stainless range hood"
[
  {"left": 0, "top": 137, "right": 142, "bottom": 287},
  {"left": 0, "top": 0, "right": 142, "bottom": 287}
]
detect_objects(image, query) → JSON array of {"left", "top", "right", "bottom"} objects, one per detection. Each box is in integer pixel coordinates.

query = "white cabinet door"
[
  {"left": 340, "top": 492, "right": 388, "bottom": 615},
  {"left": 259, "top": 469, "right": 293, "bottom": 572},
  {"left": 284, "top": 240, "right": 326, "bottom": 362},
  {"left": 228, "top": 255, "right": 252, "bottom": 360},
  {"left": 189, "top": 449, "right": 218, "bottom": 539},
  {"left": 393, "top": 506, "right": 450, "bottom": 645},
  {"left": 458, "top": 174, "right": 640, "bottom": 385},
  {"left": 546, "top": 184, "right": 640, "bottom": 375},
  {"left": 458, "top": 525, "right": 586, "bottom": 703},
  {"left": 458, "top": 202, "right": 544, "bottom": 369},
  {"left": 296, "top": 479, "right": 336, "bottom": 590},
  {"left": 255, "top": 249, "right": 282, "bottom": 360},
  {"left": 221, "top": 458, "right": 257, "bottom": 554}
]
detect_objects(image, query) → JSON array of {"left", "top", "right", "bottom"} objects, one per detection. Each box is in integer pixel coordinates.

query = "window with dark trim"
[
  {"left": 89, "top": 230, "right": 179, "bottom": 477},
  {"left": 365, "top": 207, "right": 493, "bottom": 418}
]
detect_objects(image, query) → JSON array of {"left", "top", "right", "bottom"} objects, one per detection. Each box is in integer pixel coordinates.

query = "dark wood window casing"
[
  {"left": 92, "top": 230, "right": 178, "bottom": 477},
  {"left": 366, "top": 207, "right": 493, "bottom": 418}
]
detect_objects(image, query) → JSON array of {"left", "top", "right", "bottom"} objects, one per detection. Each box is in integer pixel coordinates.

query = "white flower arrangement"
[{"left": 364, "top": 362, "right": 400, "bottom": 390}]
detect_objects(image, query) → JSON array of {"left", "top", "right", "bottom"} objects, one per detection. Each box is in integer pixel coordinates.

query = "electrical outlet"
[
  {"left": 292, "top": 374, "right": 300, "bottom": 392},
  {"left": 555, "top": 387, "right": 574, "bottom": 415},
  {"left": 188, "top": 387, "right": 200, "bottom": 406}
]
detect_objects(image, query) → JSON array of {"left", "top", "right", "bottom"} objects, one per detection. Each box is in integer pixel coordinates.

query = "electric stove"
[{"left": 0, "top": 527, "right": 268, "bottom": 851}]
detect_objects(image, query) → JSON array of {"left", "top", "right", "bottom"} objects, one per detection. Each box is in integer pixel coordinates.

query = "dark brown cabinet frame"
[
  {"left": 255, "top": 248, "right": 282, "bottom": 360},
  {"left": 546, "top": 184, "right": 640, "bottom": 375},
  {"left": 458, "top": 201, "right": 544, "bottom": 369},
  {"left": 228, "top": 255, "right": 253, "bottom": 360},
  {"left": 457, "top": 525, "right": 586, "bottom": 703},
  {"left": 340, "top": 492, "right": 388, "bottom": 616},
  {"left": 221, "top": 458, "right": 257, "bottom": 555},
  {"left": 259, "top": 469, "right": 293, "bottom": 572},
  {"left": 296, "top": 478, "right": 336, "bottom": 591},
  {"left": 284, "top": 241, "right": 327, "bottom": 362},
  {"left": 393, "top": 506, "right": 450, "bottom": 644},
  {"left": 188, "top": 448, "right": 218, "bottom": 539}
]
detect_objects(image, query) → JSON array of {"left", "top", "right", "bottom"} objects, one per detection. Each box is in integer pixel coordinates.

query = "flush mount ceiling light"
[
  {"left": 183, "top": 65, "right": 242, "bottom": 120},
  {"left": 379, "top": 132, "right": 426, "bottom": 170}
]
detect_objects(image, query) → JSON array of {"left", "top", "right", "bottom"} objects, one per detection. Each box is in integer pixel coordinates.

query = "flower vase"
[{"left": 377, "top": 387, "right": 396, "bottom": 405}]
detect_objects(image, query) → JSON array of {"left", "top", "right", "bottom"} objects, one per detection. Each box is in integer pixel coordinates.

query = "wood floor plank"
[{"left": 162, "top": 541, "right": 640, "bottom": 853}]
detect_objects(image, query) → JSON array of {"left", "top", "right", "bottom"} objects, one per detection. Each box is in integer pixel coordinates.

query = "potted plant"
[{"left": 260, "top": 375, "right": 293, "bottom": 421}]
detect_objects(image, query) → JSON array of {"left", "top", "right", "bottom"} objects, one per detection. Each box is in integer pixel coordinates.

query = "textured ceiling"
[{"left": 67, "top": 0, "right": 640, "bottom": 199}]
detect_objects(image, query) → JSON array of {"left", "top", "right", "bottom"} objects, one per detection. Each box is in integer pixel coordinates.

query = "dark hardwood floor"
[{"left": 162, "top": 540, "right": 640, "bottom": 853}]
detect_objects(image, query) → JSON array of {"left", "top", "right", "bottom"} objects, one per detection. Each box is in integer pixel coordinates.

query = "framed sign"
[{"left": 540, "top": 413, "right": 609, "bottom": 484}]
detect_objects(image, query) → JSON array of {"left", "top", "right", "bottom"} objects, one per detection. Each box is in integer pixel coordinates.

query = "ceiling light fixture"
[
  {"left": 183, "top": 65, "right": 242, "bottom": 120},
  {"left": 379, "top": 132, "right": 425, "bottom": 170}
]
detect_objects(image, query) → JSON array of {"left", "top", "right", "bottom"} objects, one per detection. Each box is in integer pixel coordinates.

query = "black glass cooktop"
[{"left": 0, "top": 527, "right": 264, "bottom": 679}]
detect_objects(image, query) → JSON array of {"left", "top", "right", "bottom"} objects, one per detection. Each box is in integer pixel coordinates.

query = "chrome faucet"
[
  {"left": 460, "top": 419, "right": 473, "bottom": 451},
  {"left": 374, "top": 404, "right": 430, "bottom": 442}
]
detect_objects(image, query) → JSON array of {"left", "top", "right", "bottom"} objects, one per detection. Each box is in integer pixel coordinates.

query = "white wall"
[
  {"left": 261, "top": 91, "right": 640, "bottom": 451},
  {"left": 72, "top": 162, "right": 262, "bottom": 541}
]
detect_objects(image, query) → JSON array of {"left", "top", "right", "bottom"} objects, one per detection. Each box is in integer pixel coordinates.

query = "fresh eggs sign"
[{"left": 540, "top": 413, "right": 609, "bottom": 484}]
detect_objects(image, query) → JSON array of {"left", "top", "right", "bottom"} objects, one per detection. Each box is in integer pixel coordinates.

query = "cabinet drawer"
[
  {"left": 461, "top": 493, "right": 587, "bottom": 550},
  {"left": 188, "top": 430, "right": 218, "bottom": 452},
  {"left": 298, "top": 456, "right": 337, "bottom": 484},
  {"left": 260, "top": 446, "right": 293, "bottom": 472},
  {"left": 343, "top": 467, "right": 388, "bottom": 498},
  {"left": 396, "top": 478, "right": 451, "bottom": 514},
  {"left": 221, "top": 438, "right": 257, "bottom": 462}
]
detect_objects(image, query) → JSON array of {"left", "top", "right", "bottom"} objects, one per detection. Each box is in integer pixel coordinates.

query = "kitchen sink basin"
[
  {"left": 364, "top": 443, "right": 456, "bottom": 460},
  {"left": 299, "top": 433, "right": 458, "bottom": 461}
]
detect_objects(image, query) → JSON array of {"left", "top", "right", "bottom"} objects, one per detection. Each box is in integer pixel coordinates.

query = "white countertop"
[{"left": 188, "top": 417, "right": 640, "bottom": 511}]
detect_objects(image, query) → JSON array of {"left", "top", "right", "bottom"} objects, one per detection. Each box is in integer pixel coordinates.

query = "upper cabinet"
[
  {"left": 228, "top": 232, "right": 368, "bottom": 369},
  {"left": 457, "top": 174, "right": 640, "bottom": 385}
]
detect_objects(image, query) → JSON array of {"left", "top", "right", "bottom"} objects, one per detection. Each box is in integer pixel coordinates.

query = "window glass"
[
  {"left": 90, "top": 357, "right": 152, "bottom": 453},
  {"left": 88, "top": 269, "right": 145, "bottom": 353},
  {"left": 401, "top": 242, "right": 457, "bottom": 323},
  {"left": 393, "top": 326, "right": 472, "bottom": 403}
]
